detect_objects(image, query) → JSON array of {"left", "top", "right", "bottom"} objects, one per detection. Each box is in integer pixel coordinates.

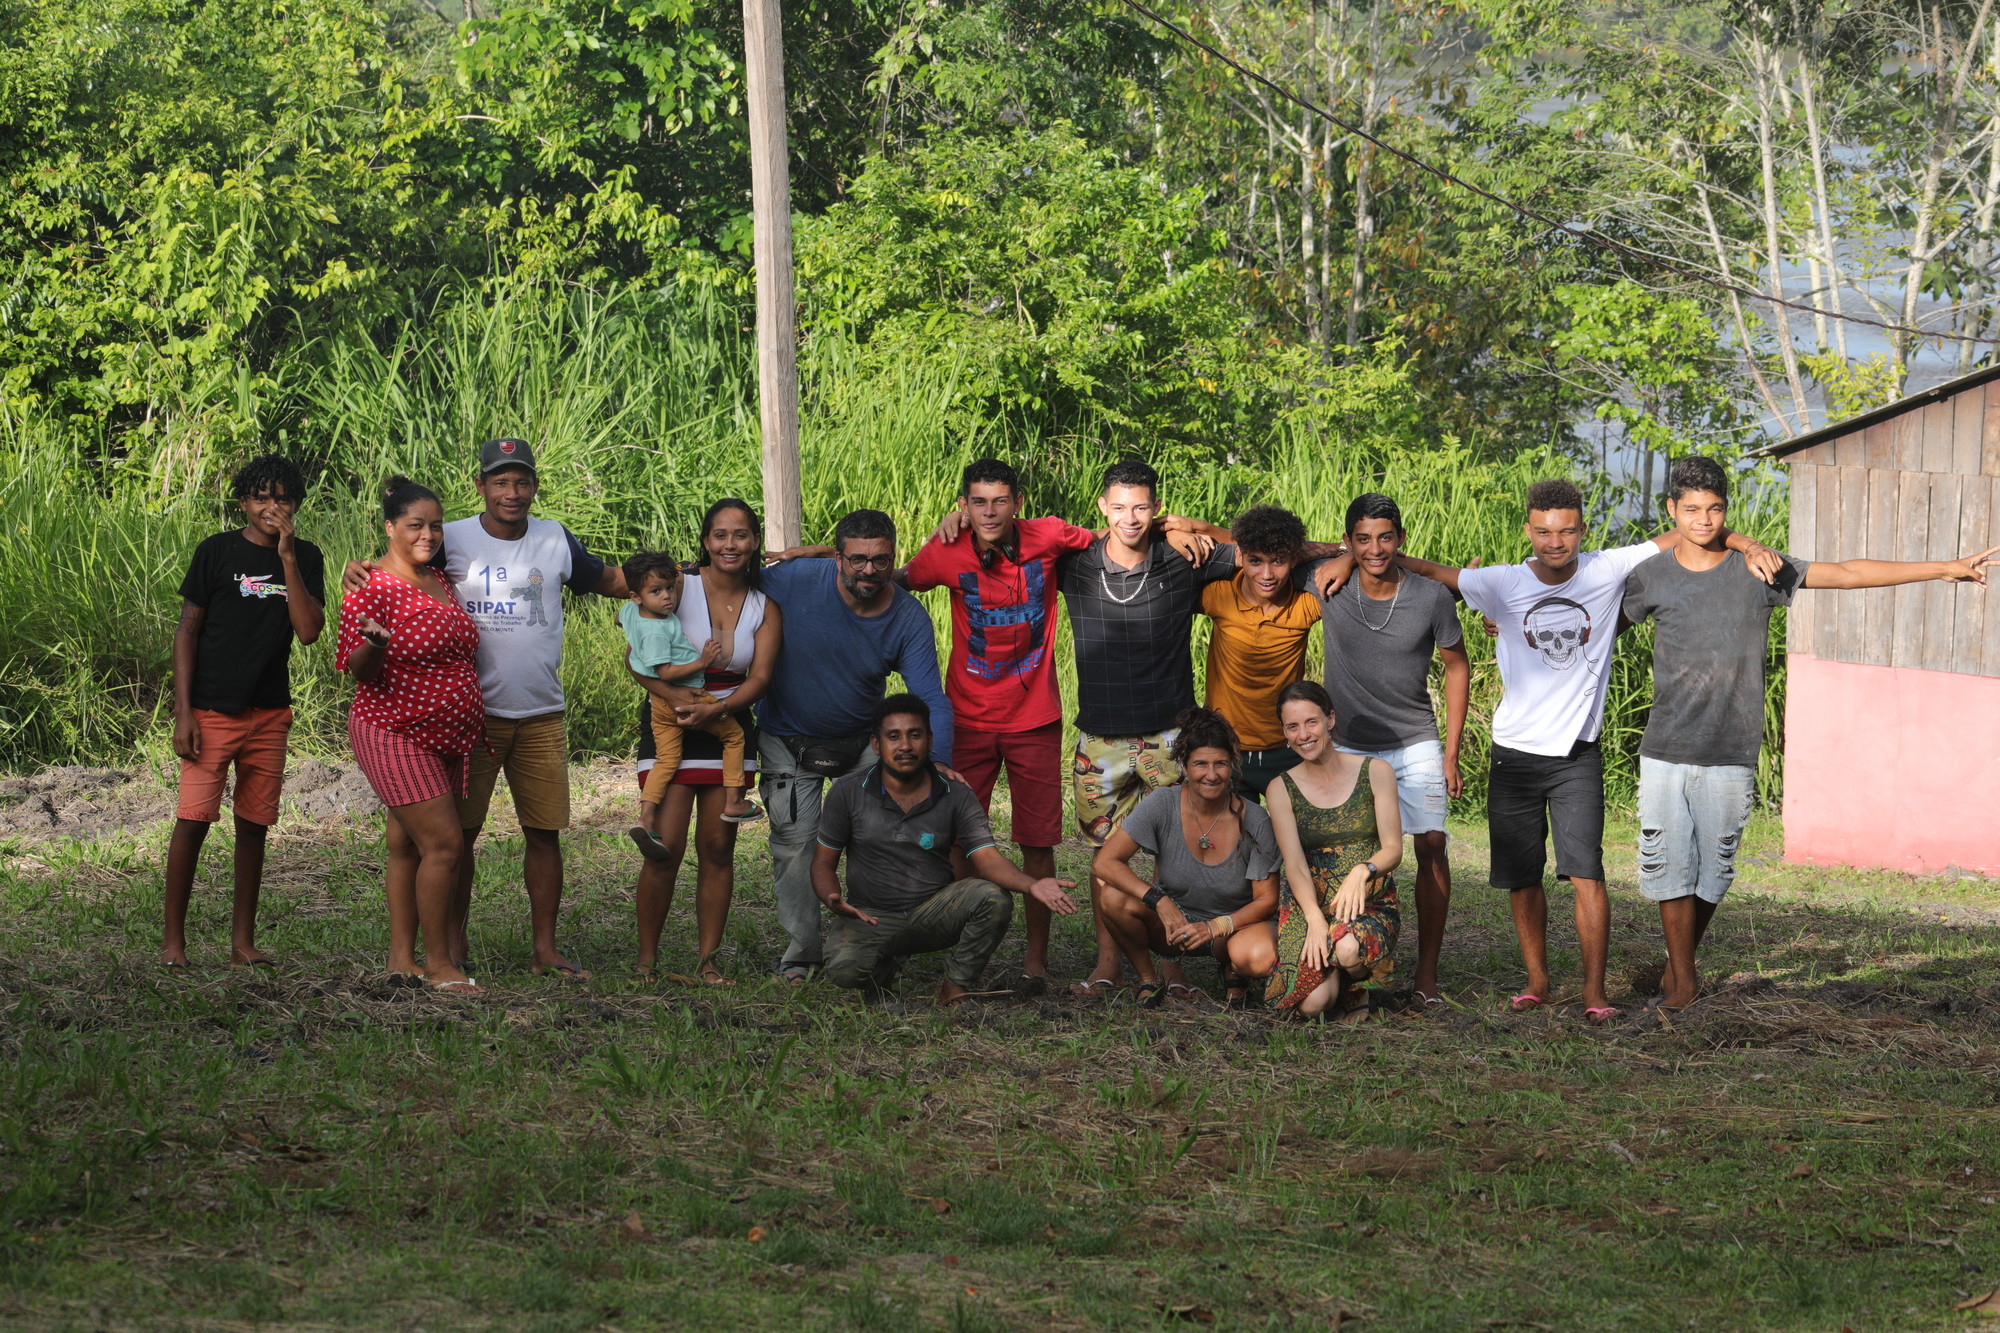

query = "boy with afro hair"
[{"left": 164, "top": 455, "right": 325, "bottom": 968}]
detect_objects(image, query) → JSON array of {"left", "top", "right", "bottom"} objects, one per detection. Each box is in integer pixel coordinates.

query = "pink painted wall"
[{"left": 1783, "top": 654, "right": 2000, "bottom": 876}]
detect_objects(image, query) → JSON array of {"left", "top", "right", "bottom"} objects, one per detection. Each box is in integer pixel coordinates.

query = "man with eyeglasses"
[{"left": 760, "top": 509, "right": 954, "bottom": 983}]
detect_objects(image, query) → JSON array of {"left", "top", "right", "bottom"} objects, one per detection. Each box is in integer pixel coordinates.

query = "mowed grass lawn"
[{"left": 4, "top": 775, "right": 1999, "bottom": 1332}]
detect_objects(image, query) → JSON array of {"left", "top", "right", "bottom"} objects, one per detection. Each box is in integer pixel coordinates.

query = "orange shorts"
[{"left": 176, "top": 707, "right": 293, "bottom": 826}]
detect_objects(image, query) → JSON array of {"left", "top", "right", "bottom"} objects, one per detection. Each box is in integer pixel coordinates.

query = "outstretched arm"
[
  {"left": 1393, "top": 553, "right": 1463, "bottom": 593},
  {"left": 1636, "top": 526, "right": 1783, "bottom": 583},
  {"left": 968, "top": 845, "right": 1080, "bottom": 916},
  {"left": 1805, "top": 545, "right": 1997, "bottom": 590}
]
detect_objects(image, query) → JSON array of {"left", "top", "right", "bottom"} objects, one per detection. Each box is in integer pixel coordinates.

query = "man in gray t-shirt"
[
  {"left": 1625, "top": 456, "right": 1997, "bottom": 1014},
  {"left": 1309, "top": 494, "right": 1471, "bottom": 1008},
  {"left": 812, "top": 694, "right": 1078, "bottom": 1004}
]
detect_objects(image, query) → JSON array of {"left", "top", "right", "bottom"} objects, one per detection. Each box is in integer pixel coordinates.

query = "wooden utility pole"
[{"left": 742, "top": 0, "right": 804, "bottom": 551}]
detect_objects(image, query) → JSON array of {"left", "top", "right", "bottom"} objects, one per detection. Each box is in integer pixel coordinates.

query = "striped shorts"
[{"left": 349, "top": 715, "right": 469, "bottom": 808}]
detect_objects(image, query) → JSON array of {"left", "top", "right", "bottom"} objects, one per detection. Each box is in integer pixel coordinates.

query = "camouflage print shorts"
[{"left": 1073, "top": 730, "right": 1181, "bottom": 846}]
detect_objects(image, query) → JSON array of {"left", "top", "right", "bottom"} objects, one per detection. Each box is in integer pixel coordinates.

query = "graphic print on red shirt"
[
  {"left": 335, "top": 570, "right": 486, "bottom": 755},
  {"left": 903, "top": 515, "right": 1093, "bottom": 733}
]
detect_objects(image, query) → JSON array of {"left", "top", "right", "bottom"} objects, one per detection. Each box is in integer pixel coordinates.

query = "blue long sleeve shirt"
[{"left": 757, "top": 559, "right": 955, "bottom": 764}]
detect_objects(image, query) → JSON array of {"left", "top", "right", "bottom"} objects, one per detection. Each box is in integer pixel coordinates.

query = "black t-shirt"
[
  {"left": 177, "top": 529, "right": 326, "bottom": 713},
  {"left": 1057, "top": 537, "right": 1238, "bottom": 736}
]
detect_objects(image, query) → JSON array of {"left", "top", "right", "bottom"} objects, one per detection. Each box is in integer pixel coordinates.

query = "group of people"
[{"left": 166, "top": 441, "right": 1995, "bottom": 1017}]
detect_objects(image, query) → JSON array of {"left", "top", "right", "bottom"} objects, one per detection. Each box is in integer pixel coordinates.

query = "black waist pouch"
[{"left": 782, "top": 731, "right": 871, "bottom": 778}]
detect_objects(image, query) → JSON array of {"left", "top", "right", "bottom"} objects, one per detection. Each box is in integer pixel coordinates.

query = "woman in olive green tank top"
[{"left": 1264, "top": 682, "right": 1404, "bottom": 1016}]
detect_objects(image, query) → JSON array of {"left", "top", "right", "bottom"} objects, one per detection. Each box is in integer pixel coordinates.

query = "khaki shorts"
[
  {"left": 1073, "top": 729, "right": 1180, "bottom": 846},
  {"left": 457, "top": 711, "right": 570, "bottom": 831}
]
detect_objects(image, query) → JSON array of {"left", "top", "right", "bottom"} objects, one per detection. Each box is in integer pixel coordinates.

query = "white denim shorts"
[
  {"left": 1635, "top": 757, "right": 1757, "bottom": 904},
  {"left": 1335, "top": 738, "right": 1450, "bottom": 836}
]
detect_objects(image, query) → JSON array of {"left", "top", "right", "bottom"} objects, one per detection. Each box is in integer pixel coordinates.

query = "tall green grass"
[{"left": 0, "top": 280, "right": 1789, "bottom": 808}]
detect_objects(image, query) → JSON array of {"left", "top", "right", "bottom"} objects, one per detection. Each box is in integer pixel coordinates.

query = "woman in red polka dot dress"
[{"left": 337, "top": 476, "right": 488, "bottom": 994}]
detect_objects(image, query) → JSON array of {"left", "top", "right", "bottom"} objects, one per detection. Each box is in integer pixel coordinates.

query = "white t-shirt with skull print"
[{"left": 1457, "top": 541, "right": 1661, "bottom": 757}]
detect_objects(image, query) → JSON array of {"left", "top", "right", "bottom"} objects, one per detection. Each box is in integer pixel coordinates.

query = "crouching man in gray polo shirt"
[{"left": 812, "top": 693, "right": 1080, "bottom": 1005}]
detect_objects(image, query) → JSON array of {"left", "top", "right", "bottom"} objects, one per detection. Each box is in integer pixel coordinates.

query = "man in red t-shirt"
[{"left": 903, "top": 459, "right": 1093, "bottom": 990}]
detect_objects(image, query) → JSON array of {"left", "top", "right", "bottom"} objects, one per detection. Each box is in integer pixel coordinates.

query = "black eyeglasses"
[{"left": 842, "top": 553, "right": 894, "bottom": 571}]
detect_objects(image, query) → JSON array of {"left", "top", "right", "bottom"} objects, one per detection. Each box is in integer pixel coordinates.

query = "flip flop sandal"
[
  {"left": 720, "top": 800, "right": 767, "bottom": 825},
  {"left": 532, "top": 962, "right": 591, "bottom": 982},
  {"left": 1014, "top": 972, "right": 1050, "bottom": 997},
  {"left": 1067, "top": 978, "right": 1117, "bottom": 999},
  {"left": 1584, "top": 1005, "right": 1620, "bottom": 1026},
  {"left": 626, "top": 826, "right": 676, "bottom": 862},
  {"left": 1165, "top": 981, "right": 1209, "bottom": 1008},
  {"left": 426, "top": 978, "right": 484, "bottom": 995},
  {"left": 1134, "top": 980, "right": 1167, "bottom": 1009},
  {"left": 698, "top": 963, "right": 737, "bottom": 987},
  {"left": 236, "top": 958, "right": 277, "bottom": 970},
  {"left": 1505, "top": 992, "right": 1548, "bottom": 1013},
  {"left": 1222, "top": 971, "right": 1258, "bottom": 1009}
]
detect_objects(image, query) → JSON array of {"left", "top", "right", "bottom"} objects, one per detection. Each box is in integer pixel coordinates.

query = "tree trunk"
[{"left": 1750, "top": 37, "right": 1811, "bottom": 432}]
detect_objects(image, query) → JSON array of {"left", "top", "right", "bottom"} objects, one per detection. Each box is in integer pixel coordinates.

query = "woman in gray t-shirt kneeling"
[{"left": 1093, "top": 708, "right": 1281, "bottom": 1007}]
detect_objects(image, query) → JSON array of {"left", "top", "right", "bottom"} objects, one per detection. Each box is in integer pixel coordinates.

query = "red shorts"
[
  {"left": 350, "top": 715, "right": 468, "bottom": 809},
  {"left": 176, "top": 707, "right": 292, "bottom": 825},
  {"left": 953, "top": 722, "right": 1064, "bottom": 848}
]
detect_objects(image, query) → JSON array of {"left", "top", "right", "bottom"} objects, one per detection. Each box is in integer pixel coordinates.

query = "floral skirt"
[{"left": 1264, "top": 868, "right": 1399, "bottom": 1009}]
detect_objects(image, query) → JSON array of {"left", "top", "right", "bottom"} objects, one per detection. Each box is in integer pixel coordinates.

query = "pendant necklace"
[
  {"left": 1359, "top": 573, "right": 1402, "bottom": 632},
  {"left": 1189, "top": 800, "right": 1228, "bottom": 852}
]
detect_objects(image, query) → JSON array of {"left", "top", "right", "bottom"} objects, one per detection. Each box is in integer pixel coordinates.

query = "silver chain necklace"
[
  {"left": 1097, "top": 551, "right": 1151, "bottom": 604},
  {"left": 1357, "top": 573, "right": 1402, "bottom": 632}
]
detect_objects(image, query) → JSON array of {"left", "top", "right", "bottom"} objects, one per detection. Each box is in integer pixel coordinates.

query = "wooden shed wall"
[{"left": 1786, "top": 381, "right": 2000, "bottom": 679}]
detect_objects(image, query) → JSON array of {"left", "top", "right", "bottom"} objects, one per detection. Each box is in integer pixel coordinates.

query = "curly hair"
[
  {"left": 1525, "top": 478, "right": 1586, "bottom": 519},
  {"left": 622, "top": 550, "right": 682, "bottom": 592},
  {"left": 1170, "top": 706, "right": 1241, "bottom": 772},
  {"left": 231, "top": 454, "right": 306, "bottom": 505},
  {"left": 1232, "top": 504, "right": 1307, "bottom": 560}
]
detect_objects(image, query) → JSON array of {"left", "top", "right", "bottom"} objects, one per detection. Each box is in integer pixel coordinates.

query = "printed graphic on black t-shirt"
[{"left": 177, "top": 529, "right": 326, "bottom": 713}]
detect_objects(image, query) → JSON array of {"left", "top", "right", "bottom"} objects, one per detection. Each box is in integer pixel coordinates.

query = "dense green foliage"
[{"left": 7, "top": 0, "right": 1947, "bottom": 788}]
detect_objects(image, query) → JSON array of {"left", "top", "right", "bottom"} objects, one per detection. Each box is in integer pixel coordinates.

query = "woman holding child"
[
  {"left": 337, "top": 477, "right": 488, "bottom": 994},
  {"left": 1092, "top": 708, "right": 1281, "bottom": 1006},
  {"left": 629, "top": 499, "right": 784, "bottom": 985},
  {"left": 1263, "top": 681, "right": 1403, "bottom": 1018}
]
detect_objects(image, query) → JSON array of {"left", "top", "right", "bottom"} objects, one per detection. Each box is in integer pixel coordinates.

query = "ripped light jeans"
[{"left": 1635, "top": 758, "right": 1758, "bottom": 904}]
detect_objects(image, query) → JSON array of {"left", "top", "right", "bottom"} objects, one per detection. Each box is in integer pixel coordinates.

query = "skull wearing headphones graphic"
[{"left": 1522, "top": 596, "right": 1592, "bottom": 670}]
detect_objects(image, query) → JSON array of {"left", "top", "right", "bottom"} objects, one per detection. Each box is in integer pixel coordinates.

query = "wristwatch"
[{"left": 1363, "top": 860, "right": 1381, "bottom": 880}]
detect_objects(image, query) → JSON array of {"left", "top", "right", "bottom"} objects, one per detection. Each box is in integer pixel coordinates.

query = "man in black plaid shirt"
[{"left": 1058, "top": 460, "right": 1240, "bottom": 999}]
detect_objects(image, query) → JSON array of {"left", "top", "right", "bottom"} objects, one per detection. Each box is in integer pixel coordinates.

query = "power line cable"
[{"left": 1118, "top": 0, "right": 1994, "bottom": 348}]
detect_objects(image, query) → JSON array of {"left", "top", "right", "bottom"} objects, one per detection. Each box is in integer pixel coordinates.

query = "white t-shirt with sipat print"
[
  {"left": 1456, "top": 541, "right": 1661, "bottom": 757},
  {"left": 443, "top": 515, "right": 591, "bottom": 719}
]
